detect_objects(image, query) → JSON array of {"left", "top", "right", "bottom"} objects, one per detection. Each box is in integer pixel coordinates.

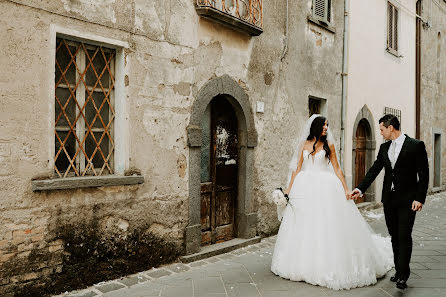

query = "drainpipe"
[
  {"left": 340, "top": 0, "right": 349, "bottom": 170},
  {"left": 280, "top": 0, "right": 289, "bottom": 61}
]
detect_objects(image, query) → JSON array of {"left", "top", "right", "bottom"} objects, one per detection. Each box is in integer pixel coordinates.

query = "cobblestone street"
[{"left": 57, "top": 192, "right": 446, "bottom": 297}]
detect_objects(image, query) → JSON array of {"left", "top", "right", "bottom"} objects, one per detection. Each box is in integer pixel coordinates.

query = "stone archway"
[
  {"left": 352, "top": 105, "right": 376, "bottom": 202},
  {"left": 185, "top": 75, "right": 258, "bottom": 254}
]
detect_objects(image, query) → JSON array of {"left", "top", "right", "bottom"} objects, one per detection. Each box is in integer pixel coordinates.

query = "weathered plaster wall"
[
  {"left": 0, "top": 0, "right": 344, "bottom": 295},
  {"left": 420, "top": 0, "right": 446, "bottom": 192},
  {"left": 345, "top": 0, "right": 417, "bottom": 199},
  {"left": 249, "top": 0, "right": 344, "bottom": 235}
]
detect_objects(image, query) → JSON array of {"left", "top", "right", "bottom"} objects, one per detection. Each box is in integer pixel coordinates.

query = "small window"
[
  {"left": 387, "top": 2, "right": 399, "bottom": 55},
  {"left": 313, "top": 0, "right": 331, "bottom": 24},
  {"left": 383, "top": 107, "right": 401, "bottom": 125},
  {"left": 309, "top": 96, "right": 327, "bottom": 116},
  {"left": 55, "top": 38, "right": 116, "bottom": 177}
]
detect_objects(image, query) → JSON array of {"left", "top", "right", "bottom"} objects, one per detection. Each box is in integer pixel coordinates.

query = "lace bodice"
[{"left": 301, "top": 150, "right": 332, "bottom": 172}]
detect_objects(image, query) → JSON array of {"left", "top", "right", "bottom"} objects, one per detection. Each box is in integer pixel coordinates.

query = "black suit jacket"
[{"left": 357, "top": 135, "right": 429, "bottom": 206}]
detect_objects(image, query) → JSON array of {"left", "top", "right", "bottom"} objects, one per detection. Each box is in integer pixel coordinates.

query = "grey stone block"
[
  {"left": 423, "top": 262, "right": 446, "bottom": 269},
  {"left": 194, "top": 294, "right": 227, "bottom": 297},
  {"left": 69, "top": 292, "right": 97, "bottom": 297},
  {"left": 225, "top": 283, "right": 260, "bottom": 297},
  {"left": 146, "top": 269, "right": 172, "bottom": 279},
  {"left": 181, "top": 237, "right": 261, "bottom": 263},
  {"left": 221, "top": 269, "right": 253, "bottom": 284},
  {"left": 326, "top": 287, "right": 390, "bottom": 297},
  {"left": 164, "top": 263, "right": 190, "bottom": 273},
  {"left": 189, "top": 261, "right": 209, "bottom": 267},
  {"left": 95, "top": 282, "right": 125, "bottom": 293},
  {"left": 411, "top": 269, "right": 446, "bottom": 279},
  {"left": 218, "top": 254, "right": 235, "bottom": 260},
  {"left": 206, "top": 257, "right": 222, "bottom": 263},
  {"left": 410, "top": 262, "right": 429, "bottom": 269},
  {"left": 102, "top": 281, "right": 164, "bottom": 297},
  {"left": 412, "top": 249, "right": 443, "bottom": 256},
  {"left": 117, "top": 275, "right": 147, "bottom": 287},
  {"left": 382, "top": 288, "right": 446, "bottom": 297},
  {"left": 194, "top": 277, "right": 226, "bottom": 294},
  {"left": 411, "top": 255, "right": 440, "bottom": 263},
  {"left": 162, "top": 282, "right": 193, "bottom": 297},
  {"left": 409, "top": 278, "right": 446, "bottom": 288},
  {"left": 430, "top": 255, "right": 446, "bottom": 262}
]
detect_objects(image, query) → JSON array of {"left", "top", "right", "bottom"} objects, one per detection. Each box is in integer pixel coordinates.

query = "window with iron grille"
[
  {"left": 387, "top": 2, "right": 399, "bottom": 55},
  {"left": 312, "top": 0, "right": 331, "bottom": 24},
  {"left": 383, "top": 107, "right": 401, "bottom": 125},
  {"left": 55, "top": 38, "right": 115, "bottom": 178}
]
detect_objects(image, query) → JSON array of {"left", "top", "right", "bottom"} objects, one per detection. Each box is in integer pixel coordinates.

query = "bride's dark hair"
[{"left": 306, "top": 116, "right": 331, "bottom": 161}]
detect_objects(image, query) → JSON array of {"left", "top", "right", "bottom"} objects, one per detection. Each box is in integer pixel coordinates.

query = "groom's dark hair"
[{"left": 379, "top": 114, "right": 400, "bottom": 130}]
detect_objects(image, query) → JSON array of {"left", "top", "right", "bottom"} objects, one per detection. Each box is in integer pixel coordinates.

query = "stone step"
[{"left": 180, "top": 236, "right": 261, "bottom": 263}]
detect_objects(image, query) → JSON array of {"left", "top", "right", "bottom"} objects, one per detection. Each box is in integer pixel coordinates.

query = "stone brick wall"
[
  {"left": 420, "top": 0, "right": 446, "bottom": 192},
  {"left": 0, "top": 0, "right": 345, "bottom": 295}
]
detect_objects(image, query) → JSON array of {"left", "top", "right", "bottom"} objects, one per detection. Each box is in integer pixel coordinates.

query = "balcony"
[{"left": 195, "top": 0, "right": 263, "bottom": 36}]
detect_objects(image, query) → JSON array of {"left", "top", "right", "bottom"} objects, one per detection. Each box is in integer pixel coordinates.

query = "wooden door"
[
  {"left": 200, "top": 97, "right": 238, "bottom": 245},
  {"left": 355, "top": 120, "right": 367, "bottom": 203}
]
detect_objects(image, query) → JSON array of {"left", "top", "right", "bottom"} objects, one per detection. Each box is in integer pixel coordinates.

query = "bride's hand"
[{"left": 345, "top": 190, "right": 352, "bottom": 200}]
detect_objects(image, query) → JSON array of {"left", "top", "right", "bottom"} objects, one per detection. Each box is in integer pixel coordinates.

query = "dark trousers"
[{"left": 384, "top": 195, "right": 417, "bottom": 281}]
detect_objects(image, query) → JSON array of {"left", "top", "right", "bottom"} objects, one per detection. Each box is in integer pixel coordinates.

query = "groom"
[{"left": 352, "top": 114, "right": 429, "bottom": 290}]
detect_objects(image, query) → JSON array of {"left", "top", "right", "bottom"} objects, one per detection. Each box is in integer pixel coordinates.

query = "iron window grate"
[{"left": 54, "top": 38, "right": 116, "bottom": 178}]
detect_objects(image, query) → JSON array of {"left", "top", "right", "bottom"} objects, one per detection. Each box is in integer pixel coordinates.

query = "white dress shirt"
[
  {"left": 389, "top": 133, "right": 406, "bottom": 190},
  {"left": 355, "top": 133, "right": 406, "bottom": 196},
  {"left": 388, "top": 133, "right": 406, "bottom": 168}
]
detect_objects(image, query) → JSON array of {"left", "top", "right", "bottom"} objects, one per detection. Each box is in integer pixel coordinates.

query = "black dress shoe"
[
  {"left": 396, "top": 279, "right": 408, "bottom": 289},
  {"left": 390, "top": 275, "right": 399, "bottom": 282}
]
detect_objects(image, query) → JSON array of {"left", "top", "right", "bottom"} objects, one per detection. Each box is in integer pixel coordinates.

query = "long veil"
[
  {"left": 286, "top": 114, "right": 336, "bottom": 186},
  {"left": 273, "top": 114, "right": 337, "bottom": 221}
]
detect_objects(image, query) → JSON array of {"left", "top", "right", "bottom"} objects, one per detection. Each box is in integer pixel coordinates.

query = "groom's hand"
[
  {"left": 351, "top": 189, "right": 361, "bottom": 200},
  {"left": 412, "top": 201, "right": 423, "bottom": 212}
]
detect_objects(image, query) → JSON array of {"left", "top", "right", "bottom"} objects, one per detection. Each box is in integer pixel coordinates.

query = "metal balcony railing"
[{"left": 196, "top": 0, "right": 263, "bottom": 35}]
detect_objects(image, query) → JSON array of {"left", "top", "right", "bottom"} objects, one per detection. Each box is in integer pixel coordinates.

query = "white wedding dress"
[{"left": 271, "top": 149, "right": 394, "bottom": 290}]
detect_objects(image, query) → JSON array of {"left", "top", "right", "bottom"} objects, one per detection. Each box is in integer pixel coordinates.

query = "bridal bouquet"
[{"left": 271, "top": 188, "right": 289, "bottom": 221}]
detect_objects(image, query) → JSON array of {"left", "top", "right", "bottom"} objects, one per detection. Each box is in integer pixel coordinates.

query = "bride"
[{"left": 271, "top": 114, "right": 393, "bottom": 290}]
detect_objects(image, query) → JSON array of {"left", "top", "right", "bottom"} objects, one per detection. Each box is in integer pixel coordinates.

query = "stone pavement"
[{"left": 56, "top": 192, "right": 446, "bottom": 297}]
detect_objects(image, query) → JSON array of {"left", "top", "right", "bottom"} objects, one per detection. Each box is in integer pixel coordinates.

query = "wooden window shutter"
[
  {"left": 394, "top": 7, "right": 399, "bottom": 51},
  {"left": 313, "top": 0, "right": 330, "bottom": 24},
  {"left": 387, "top": 2, "right": 399, "bottom": 53}
]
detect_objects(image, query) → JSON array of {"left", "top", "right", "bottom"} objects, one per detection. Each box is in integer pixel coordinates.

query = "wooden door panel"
[
  {"left": 201, "top": 231, "right": 212, "bottom": 246},
  {"left": 200, "top": 192, "right": 211, "bottom": 231},
  {"left": 200, "top": 182, "right": 213, "bottom": 231},
  {"left": 355, "top": 151, "right": 366, "bottom": 183},
  {"left": 355, "top": 121, "right": 367, "bottom": 203},
  {"left": 216, "top": 190, "right": 234, "bottom": 226},
  {"left": 215, "top": 225, "right": 234, "bottom": 243},
  {"left": 200, "top": 97, "right": 238, "bottom": 245}
]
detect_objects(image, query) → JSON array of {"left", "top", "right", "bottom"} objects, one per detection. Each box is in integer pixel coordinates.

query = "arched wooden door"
[
  {"left": 200, "top": 96, "right": 238, "bottom": 245},
  {"left": 355, "top": 120, "right": 368, "bottom": 203}
]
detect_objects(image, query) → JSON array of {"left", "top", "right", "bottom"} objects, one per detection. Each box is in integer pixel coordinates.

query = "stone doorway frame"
[
  {"left": 185, "top": 75, "right": 258, "bottom": 255},
  {"left": 352, "top": 105, "right": 376, "bottom": 202}
]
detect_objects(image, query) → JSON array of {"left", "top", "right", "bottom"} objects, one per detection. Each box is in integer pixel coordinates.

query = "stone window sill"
[
  {"left": 31, "top": 175, "right": 144, "bottom": 191},
  {"left": 307, "top": 15, "right": 336, "bottom": 34},
  {"left": 386, "top": 48, "right": 402, "bottom": 58}
]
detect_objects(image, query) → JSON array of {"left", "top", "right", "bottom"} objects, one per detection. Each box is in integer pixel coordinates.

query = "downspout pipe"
[
  {"left": 340, "top": 0, "right": 349, "bottom": 171},
  {"left": 281, "top": 0, "right": 289, "bottom": 61}
]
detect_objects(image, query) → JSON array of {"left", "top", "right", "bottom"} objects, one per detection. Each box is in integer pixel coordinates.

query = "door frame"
[
  {"left": 185, "top": 75, "right": 258, "bottom": 255},
  {"left": 352, "top": 105, "right": 376, "bottom": 202}
]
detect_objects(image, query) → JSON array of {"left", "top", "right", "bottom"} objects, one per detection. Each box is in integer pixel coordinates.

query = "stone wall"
[
  {"left": 420, "top": 0, "right": 446, "bottom": 192},
  {"left": 0, "top": 0, "right": 344, "bottom": 295}
]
